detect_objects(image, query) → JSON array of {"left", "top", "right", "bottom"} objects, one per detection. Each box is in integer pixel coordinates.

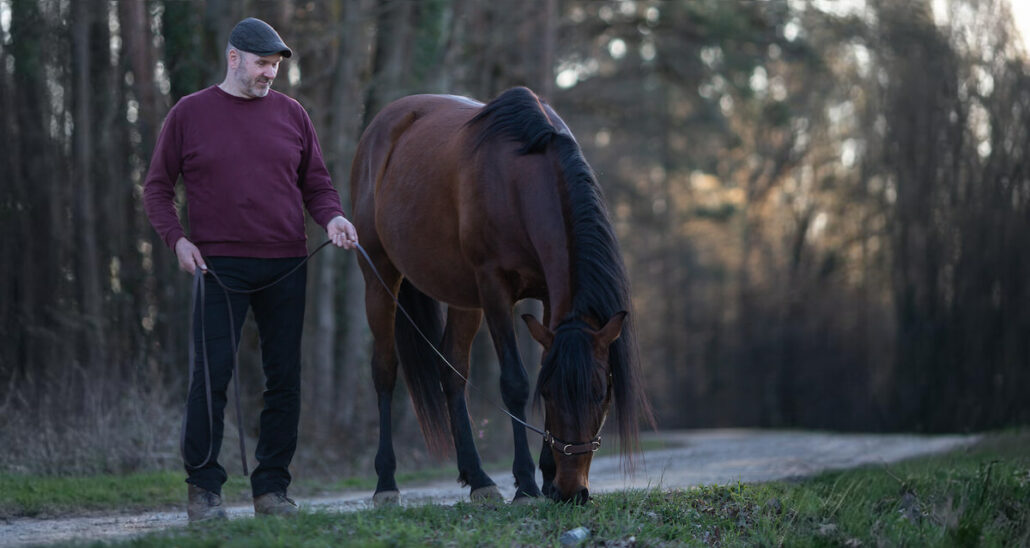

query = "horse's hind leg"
[
  {"left": 361, "top": 264, "right": 403, "bottom": 507},
  {"left": 440, "top": 307, "right": 501, "bottom": 501}
]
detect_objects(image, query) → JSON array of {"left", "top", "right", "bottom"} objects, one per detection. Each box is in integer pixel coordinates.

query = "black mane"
[
  {"left": 467, "top": 87, "right": 652, "bottom": 458},
  {"left": 466, "top": 86, "right": 556, "bottom": 154}
]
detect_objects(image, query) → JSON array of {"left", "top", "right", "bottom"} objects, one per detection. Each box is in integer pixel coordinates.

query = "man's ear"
[{"left": 521, "top": 314, "right": 553, "bottom": 348}]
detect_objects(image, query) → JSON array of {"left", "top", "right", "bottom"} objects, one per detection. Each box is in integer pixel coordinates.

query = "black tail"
[{"left": 394, "top": 279, "right": 453, "bottom": 457}]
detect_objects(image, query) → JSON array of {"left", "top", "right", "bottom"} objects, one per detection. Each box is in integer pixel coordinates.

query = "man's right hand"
[{"left": 175, "top": 237, "right": 207, "bottom": 274}]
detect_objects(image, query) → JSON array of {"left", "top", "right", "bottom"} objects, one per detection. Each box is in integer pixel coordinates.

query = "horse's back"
[
  {"left": 351, "top": 94, "right": 480, "bottom": 196},
  {"left": 350, "top": 94, "right": 491, "bottom": 306},
  {"left": 363, "top": 94, "right": 481, "bottom": 149},
  {"left": 350, "top": 90, "right": 569, "bottom": 309}
]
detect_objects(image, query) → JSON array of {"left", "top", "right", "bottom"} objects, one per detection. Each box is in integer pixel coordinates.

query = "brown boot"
[
  {"left": 187, "top": 484, "right": 228, "bottom": 523},
  {"left": 254, "top": 491, "right": 299, "bottom": 517}
]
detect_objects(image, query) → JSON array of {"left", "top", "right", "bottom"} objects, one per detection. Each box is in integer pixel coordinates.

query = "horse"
[{"left": 349, "top": 86, "right": 652, "bottom": 505}]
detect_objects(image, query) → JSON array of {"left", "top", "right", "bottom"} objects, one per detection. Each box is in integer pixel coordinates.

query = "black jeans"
[{"left": 182, "top": 256, "right": 306, "bottom": 497}]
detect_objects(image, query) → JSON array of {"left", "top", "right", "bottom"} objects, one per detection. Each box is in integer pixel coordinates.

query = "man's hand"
[
  {"left": 327, "top": 215, "right": 359, "bottom": 250},
  {"left": 175, "top": 237, "right": 207, "bottom": 274}
]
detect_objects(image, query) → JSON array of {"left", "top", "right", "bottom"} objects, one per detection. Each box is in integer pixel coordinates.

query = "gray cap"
[{"left": 229, "top": 17, "right": 292, "bottom": 58}]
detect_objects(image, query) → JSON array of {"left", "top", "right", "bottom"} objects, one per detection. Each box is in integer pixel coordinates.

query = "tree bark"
[{"left": 72, "top": 0, "right": 107, "bottom": 370}]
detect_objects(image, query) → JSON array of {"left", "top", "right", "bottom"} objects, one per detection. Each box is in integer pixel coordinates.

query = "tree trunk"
[
  {"left": 330, "top": 0, "right": 378, "bottom": 434},
  {"left": 363, "top": 0, "right": 416, "bottom": 125},
  {"left": 71, "top": 0, "right": 107, "bottom": 372}
]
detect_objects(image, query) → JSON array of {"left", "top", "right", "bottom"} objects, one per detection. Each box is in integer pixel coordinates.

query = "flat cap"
[{"left": 229, "top": 17, "right": 292, "bottom": 58}]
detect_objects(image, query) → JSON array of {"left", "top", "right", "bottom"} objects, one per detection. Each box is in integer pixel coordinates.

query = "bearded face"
[{"left": 231, "top": 50, "right": 281, "bottom": 99}]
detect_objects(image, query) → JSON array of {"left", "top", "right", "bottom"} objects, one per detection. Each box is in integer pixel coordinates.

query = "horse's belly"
[
  {"left": 404, "top": 264, "right": 482, "bottom": 309},
  {"left": 380, "top": 236, "right": 482, "bottom": 308}
]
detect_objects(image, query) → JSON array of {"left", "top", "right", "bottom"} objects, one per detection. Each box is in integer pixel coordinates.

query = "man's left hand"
[{"left": 327, "top": 215, "right": 359, "bottom": 249}]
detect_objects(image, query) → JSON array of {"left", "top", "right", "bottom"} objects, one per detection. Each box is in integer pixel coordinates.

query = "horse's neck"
[{"left": 530, "top": 252, "right": 569, "bottom": 328}]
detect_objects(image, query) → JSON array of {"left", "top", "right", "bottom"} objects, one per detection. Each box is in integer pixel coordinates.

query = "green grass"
[
  {"left": 124, "top": 431, "right": 1028, "bottom": 547},
  {"left": 0, "top": 467, "right": 440, "bottom": 519},
  {"left": 0, "top": 471, "right": 248, "bottom": 518},
  {"left": 747, "top": 430, "right": 1030, "bottom": 546},
  {"left": 0, "top": 438, "right": 671, "bottom": 520},
  {"left": 0, "top": 456, "right": 537, "bottom": 519},
  {"left": 8, "top": 432, "right": 1029, "bottom": 546}
]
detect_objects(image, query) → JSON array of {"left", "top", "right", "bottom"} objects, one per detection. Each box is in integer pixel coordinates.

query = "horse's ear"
[
  {"left": 522, "top": 314, "right": 553, "bottom": 348},
  {"left": 595, "top": 311, "right": 628, "bottom": 348}
]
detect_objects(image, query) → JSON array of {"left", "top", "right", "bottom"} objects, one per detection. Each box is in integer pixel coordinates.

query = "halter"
[
  {"left": 543, "top": 389, "right": 610, "bottom": 456},
  {"left": 546, "top": 404, "right": 608, "bottom": 455},
  {"left": 543, "top": 431, "right": 601, "bottom": 456},
  {"left": 539, "top": 325, "right": 614, "bottom": 457}
]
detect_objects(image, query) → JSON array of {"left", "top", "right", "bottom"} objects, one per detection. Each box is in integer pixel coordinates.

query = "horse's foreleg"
[
  {"left": 478, "top": 281, "right": 543, "bottom": 500},
  {"left": 539, "top": 441, "right": 557, "bottom": 499},
  {"left": 440, "top": 307, "right": 499, "bottom": 500}
]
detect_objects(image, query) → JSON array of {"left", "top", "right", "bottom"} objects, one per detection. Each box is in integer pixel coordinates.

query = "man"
[{"left": 143, "top": 17, "right": 358, "bottom": 522}]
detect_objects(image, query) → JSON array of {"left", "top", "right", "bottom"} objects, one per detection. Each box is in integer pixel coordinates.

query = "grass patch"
[
  {"left": 0, "top": 467, "right": 445, "bottom": 519},
  {"left": 80, "top": 430, "right": 1030, "bottom": 547},
  {"left": 748, "top": 429, "right": 1030, "bottom": 546},
  {"left": 8, "top": 431, "right": 1027, "bottom": 545},
  {"left": 0, "top": 459, "right": 514, "bottom": 519},
  {"left": 0, "top": 471, "right": 248, "bottom": 518},
  {"left": 0, "top": 437, "right": 672, "bottom": 519},
  {"left": 107, "top": 489, "right": 748, "bottom": 547}
]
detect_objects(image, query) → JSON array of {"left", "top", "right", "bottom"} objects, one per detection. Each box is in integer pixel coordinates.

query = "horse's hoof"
[
  {"left": 469, "top": 485, "right": 503, "bottom": 503},
  {"left": 373, "top": 490, "right": 400, "bottom": 507},
  {"left": 512, "top": 485, "right": 542, "bottom": 504},
  {"left": 510, "top": 493, "right": 540, "bottom": 505}
]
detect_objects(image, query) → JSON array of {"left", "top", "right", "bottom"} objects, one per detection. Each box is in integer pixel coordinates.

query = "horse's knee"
[{"left": 499, "top": 370, "right": 530, "bottom": 408}]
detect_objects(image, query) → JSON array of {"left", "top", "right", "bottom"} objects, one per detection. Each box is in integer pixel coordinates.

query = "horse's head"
[{"left": 523, "top": 311, "right": 627, "bottom": 504}]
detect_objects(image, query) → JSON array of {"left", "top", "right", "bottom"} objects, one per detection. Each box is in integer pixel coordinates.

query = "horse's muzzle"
[{"left": 549, "top": 484, "right": 590, "bottom": 505}]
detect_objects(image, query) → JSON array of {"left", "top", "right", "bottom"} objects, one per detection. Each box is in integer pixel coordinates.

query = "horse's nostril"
[{"left": 575, "top": 487, "right": 589, "bottom": 504}]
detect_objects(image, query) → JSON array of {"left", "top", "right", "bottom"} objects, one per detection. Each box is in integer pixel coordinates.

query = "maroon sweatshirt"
[{"left": 143, "top": 85, "right": 345, "bottom": 258}]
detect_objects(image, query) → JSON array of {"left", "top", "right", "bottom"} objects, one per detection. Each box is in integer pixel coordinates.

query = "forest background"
[{"left": 2, "top": 0, "right": 1028, "bottom": 478}]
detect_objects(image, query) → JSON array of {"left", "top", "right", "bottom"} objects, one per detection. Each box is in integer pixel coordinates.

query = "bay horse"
[{"left": 350, "top": 86, "right": 651, "bottom": 504}]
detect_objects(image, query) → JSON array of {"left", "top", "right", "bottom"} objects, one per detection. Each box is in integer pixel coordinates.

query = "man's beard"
[{"left": 236, "top": 66, "right": 272, "bottom": 97}]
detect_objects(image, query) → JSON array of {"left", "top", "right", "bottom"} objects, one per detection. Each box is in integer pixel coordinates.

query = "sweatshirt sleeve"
[
  {"left": 143, "top": 106, "right": 187, "bottom": 250},
  {"left": 296, "top": 107, "right": 346, "bottom": 228}
]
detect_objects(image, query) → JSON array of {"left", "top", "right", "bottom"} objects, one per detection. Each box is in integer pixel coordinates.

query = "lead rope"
[
  {"left": 352, "top": 242, "right": 549, "bottom": 439},
  {"left": 182, "top": 238, "right": 587, "bottom": 477},
  {"left": 180, "top": 269, "right": 216, "bottom": 471},
  {"left": 356, "top": 241, "right": 604, "bottom": 454},
  {"left": 181, "top": 241, "right": 332, "bottom": 476}
]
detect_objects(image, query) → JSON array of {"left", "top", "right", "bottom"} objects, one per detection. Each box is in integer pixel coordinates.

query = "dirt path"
[{"left": 0, "top": 429, "right": 977, "bottom": 547}]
